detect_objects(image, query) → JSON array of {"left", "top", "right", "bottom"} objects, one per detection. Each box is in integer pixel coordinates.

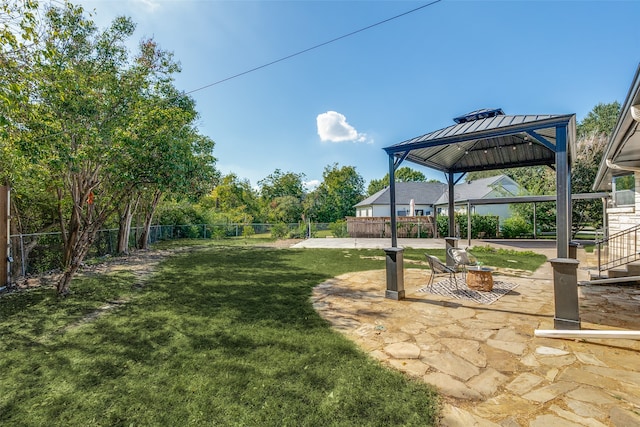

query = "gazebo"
[{"left": 382, "top": 108, "right": 581, "bottom": 329}]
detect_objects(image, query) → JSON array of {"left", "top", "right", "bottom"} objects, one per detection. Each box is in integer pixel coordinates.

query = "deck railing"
[{"left": 595, "top": 223, "right": 640, "bottom": 276}]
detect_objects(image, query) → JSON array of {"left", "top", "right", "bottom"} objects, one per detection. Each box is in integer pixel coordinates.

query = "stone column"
[
  {"left": 549, "top": 258, "right": 581, "bottom": 330},
  {"left": 569, "top": 242, "right": 579, "bottom": 259},
  {"left": 384, "top": 247, "right": 404, "bottom": 300}
]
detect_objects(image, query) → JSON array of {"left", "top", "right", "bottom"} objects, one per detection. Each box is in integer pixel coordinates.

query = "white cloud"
[
  {"left": 303, "top": 180, "right": 320, "bottom": 191},
  {"left": 134, "top": 0, "right": 161, "bottom": 12},
  {"left": 316, "top": 111, "right": 370, "bottom": 143}
]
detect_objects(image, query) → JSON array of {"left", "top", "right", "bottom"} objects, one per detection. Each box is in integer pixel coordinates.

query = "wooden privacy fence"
[{"left": 346, "top": 216, "right": 436, "bottom": 238}]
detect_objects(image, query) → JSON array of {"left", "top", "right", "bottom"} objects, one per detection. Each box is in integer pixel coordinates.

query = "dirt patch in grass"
[{"left": 10, "top": 247, "right": 189, "bottom": 293}]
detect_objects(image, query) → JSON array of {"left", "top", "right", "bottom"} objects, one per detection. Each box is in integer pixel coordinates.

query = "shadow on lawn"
[
  {"left": 148, "top": 247, "right": 333, "bottom": 328},
  {"left": 0, "top": 247, "right": 440, "bottom": 426}
]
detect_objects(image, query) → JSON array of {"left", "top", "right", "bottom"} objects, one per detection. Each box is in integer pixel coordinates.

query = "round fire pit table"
[{"left": 466, "top": 266, "right": 494, "bottom": 291}]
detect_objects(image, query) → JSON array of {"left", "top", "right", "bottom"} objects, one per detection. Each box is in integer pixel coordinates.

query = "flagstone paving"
[{"left": 312, "top": 260, "right": 640, "bottom": 426}]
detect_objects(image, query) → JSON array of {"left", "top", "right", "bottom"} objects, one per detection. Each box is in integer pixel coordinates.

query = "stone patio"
[{"left": 311, "top": 253, "right": 640, "bottom": 426}]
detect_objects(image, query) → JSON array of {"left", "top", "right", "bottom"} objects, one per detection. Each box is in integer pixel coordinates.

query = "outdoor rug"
[{"left": 417, "top": 277, "right": 519, "bottom": 305}]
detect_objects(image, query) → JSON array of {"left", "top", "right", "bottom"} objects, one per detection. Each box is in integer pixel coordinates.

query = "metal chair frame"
[
  {"left": 447, "top": 247, "right": 479, "bottom": 280},
  {"left": 425, "top": 254, "right": 458, "bottom": 289}
]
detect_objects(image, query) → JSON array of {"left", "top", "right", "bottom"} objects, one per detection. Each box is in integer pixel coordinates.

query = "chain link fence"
[{"left": 9, "top": 223, "right": 324, "bottom": 281}]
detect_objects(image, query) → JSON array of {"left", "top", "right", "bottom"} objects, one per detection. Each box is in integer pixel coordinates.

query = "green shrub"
[
  {"left": 288, "top": 222, "right": 316, "bottom": 239},
  {"left": 270, "top": 223, "right": 289, "bottom": 239},
  {"left": 437, "top": 214, "right": 499, "bottom": 238},
  {"left": 211, "top": 226, "right": 228, "bottom": 239},
  {"left": 242, "top": 225, "right": 255, "bottom": 238},
  {"left": 501, "top": 215, "right": 532, "bottom": 238},
  {"left": 329, "top": 220, "right": 348, "bottom": 237}
]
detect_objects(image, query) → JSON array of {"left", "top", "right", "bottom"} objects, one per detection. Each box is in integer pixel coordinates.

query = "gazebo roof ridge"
[{"left": 383, "top": 110, "right": 576, "bottom": 175}]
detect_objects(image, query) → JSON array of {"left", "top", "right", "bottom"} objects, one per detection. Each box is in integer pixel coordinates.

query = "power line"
[
  {"left": 184, "top": 0, "right": 443, "bottom": 96},
  {"left": 22, "top": 0, "right": 444, "bottom": 143}
]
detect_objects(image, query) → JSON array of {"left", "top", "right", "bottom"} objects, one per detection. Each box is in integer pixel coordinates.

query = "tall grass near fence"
[{"left": 10, "top": 223, "right": 320, "bottom": 280}]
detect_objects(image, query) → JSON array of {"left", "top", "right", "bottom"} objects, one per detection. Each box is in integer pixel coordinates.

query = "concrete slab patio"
[{"left": 308, "top": 240, "right": 640, "bottom": 426}]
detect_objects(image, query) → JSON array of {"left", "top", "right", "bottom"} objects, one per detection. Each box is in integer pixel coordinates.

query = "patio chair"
[
  {"left": 425, "top": 254, "right": 458, "bottom": 289},
  {"left": 447, "top": 247, "right": 479, "bottom": 280}
]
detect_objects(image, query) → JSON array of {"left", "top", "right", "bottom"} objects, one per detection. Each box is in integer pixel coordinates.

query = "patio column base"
[
  {"left": 385, "top": 290, "right": 405, "bottom": 300},
  {"left": 384, "top": 247, "right": 404, "bottom": 300},
  {"left": 549, "top": 258, "right": 581, "bottom": 330},
  {"left": 554, "top": 317, "right": 581, "bottom": 330}
]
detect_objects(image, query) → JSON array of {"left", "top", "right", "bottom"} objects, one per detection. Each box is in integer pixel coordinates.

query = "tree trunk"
[
  {"left": 55, "top": 170, "right": 128, "bottom": 296},
  {"left": 116, "top": 194, "right": 140, "bottom": 255},
  {"left": 57, "top": 231, "right": 90, "bottom": 295},
  {"left": 138, "top": 189, "right": 162, "bottom": 250}
]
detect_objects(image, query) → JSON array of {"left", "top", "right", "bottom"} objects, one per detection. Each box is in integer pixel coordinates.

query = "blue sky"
[{"left": 75, "top": 0, "right": 640, "bottom": 189}]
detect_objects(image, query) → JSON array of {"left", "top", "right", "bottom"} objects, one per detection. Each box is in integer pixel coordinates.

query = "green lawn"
[
  {"left": 0, "top": 242, "right": 547, "bottom": 426},
  {"left": 0, "top": 245, "right": 441, "bottom": 426}
]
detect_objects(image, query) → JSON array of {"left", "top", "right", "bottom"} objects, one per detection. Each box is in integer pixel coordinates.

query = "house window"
[
  {"left": 613, "top": 174, "right": 635, "bottom": 206},
  {"left": 415, "top": 209, "right": 424, "bottom": 216}
]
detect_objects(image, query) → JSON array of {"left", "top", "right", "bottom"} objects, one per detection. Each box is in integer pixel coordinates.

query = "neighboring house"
[
  {"left": 434, "top": 175, "right": 522, "bottom": 223},
  {"left": 594, "top": 64, "right": 640, "bottom": 237},
  {"left": 355, "top": 182, "right": 446, "bottom": 217},
  {"left": 354, "top": 175, "right": 522, "bottom": 223}
]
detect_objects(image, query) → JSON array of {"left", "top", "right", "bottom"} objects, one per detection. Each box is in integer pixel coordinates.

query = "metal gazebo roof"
[{"left": 384, "top": 109, "right": 577, "bottom": 174}]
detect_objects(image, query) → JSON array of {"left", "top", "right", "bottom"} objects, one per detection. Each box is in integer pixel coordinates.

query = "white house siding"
[
  {"left": 357, "top": 204, "right": 433, "bottom": 218},
  {"left": 356, "top": 206, "right": 374, "bottom": 217},
  {"left": 373, "top": 205, "right": 390, "bottom": 217}
]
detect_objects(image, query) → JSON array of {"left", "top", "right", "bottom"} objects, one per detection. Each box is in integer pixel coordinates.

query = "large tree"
[
  {"left": 258, "top": 169, "right": 305, "bottom": 200},
  {"left": 570, "top": 101, "right": 620, "bottom": 234},
  {"left": 577, "top": 102, "right": 620, "bottom": 138},
  {"left": 206, "top": 173, "right": 259, "bottom": 224},
  {"left": 24, "top": 2, "right": 194, "bottom": 294},
  {"left": 258, "top": 169, "right": 306, "bottom": 223},
  {"left": 306, "top": 164, "right": 364, "bottom": 223},
  {"left": 116, "top": 83, "right": 218, "bottom": 252},
  {"left": 1, "top": 0, "right": 58, "bottom": 277}
]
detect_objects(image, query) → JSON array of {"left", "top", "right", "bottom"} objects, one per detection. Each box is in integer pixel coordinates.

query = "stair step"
[
  {"left": 626, "top": 261, "right": 640, "bottom": 276},
  {"left": 583, "top": 275, "right": 640, "bottom": 286},
  {"left": 590, "top": 271, "right": 607, "bottom": 281},
  {"left": 607, "top": 266, "right": 629, "bottom": 278}
]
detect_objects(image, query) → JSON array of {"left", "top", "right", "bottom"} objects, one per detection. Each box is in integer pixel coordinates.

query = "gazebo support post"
[
  {"left": 467, "top": 201, "right": 471, "bottom": 247},
  {"left": 533, "top": 202, "right": 537, "bottom": 239},
  {"left": 556, "top": 124, "right": 571, "bottom": 258},
  {"left": 385, "top": 154, "right": 404, "bottom": 300},
  {"left": 445, "top": 172, "right": 458, "bottom": 266},
  {"left": 389, "top": 154, "right": 397, "bottom": 248},
  {"left": 447, "top": 172, "right": 455, "bottom": 238},
  {"left": 553, "top": 124, "right": 580, "bottom": 329}
]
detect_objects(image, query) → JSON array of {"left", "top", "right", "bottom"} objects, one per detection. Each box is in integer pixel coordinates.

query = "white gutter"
[
  {"left": 605, "top": 158, "right": 640, "bottom": 173},
  {"left": 631, "top": 104, "right": 640, "bottom": 122}
]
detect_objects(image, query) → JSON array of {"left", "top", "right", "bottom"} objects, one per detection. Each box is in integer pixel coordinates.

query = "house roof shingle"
[
  {"left": 355, "top": 175, "right": 519, "bottom": 207},
  {"left": 434, "top": 175, "right": 519, "bottom": 205},
  {"left": 355, "top": 182, "right": 446, "bottom": 207}
]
